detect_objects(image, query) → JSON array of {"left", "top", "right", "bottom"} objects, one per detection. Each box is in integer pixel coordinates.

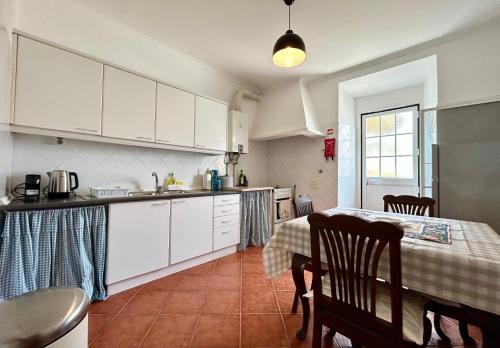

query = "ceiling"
[
  {"left": 72, "top": 0, "right": 500, "bottom": 89},
  {"left": 340, "top": 56, "right": 437, "bottom": 98}
]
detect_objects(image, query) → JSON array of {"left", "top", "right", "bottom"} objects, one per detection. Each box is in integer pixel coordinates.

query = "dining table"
[{"left": 263, "top": 207, "right": 500, "bottom": 347}]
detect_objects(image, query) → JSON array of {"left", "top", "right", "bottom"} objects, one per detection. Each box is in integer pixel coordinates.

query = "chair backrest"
[
  {"left": 293, "top": 195, "right": 314, "bottom": 218},
  {"left": 383, "top": 195, "right": 435, "bottom": 217},
  {"left": 308, "top": 213, "right": 405, "bottom": 346}
]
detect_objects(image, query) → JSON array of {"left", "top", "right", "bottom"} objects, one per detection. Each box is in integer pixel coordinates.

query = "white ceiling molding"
[
  {"left": 69, "top": 0, "right": 500, "bottom": 88},
  {"left": 437, "top": 94, "right": 500, "bottom": 110}
]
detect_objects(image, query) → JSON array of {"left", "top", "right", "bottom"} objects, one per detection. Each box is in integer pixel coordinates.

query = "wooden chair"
[
  {"left": 291, "top": 194, "right": 316, "bottom": 313},
  {"left": 293, "top": 195, "right": 314, "bottom": 218},
  {"left": 383, "top": 195, "right": 435, "bottom": 217},
  {"left": 383, "top": 195, "right": 472, "bottom": 343},
  {"left": 308, "top": 213, "right": 432, "bottom": 348}
]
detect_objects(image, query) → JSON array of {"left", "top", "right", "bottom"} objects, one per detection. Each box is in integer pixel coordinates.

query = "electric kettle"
[{"left": 46, "top": 170, "right": 79, "bottom": 198}]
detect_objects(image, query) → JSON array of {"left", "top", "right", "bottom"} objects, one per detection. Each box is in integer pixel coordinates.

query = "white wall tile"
[
  {"left": 0, "top": 130, "right": 13, "bottom": 196},
  {"left": 233, "top": 140, "right": 269, "bottom": 186},
  {"left": 10, "top": 134, "right": 226, "bottom": 193},
  {"left": 10, "top": 133, "right": 339, "bottom": 213},
  {"left": 267, "top": 136, "right": 337, "bottom": 212}
]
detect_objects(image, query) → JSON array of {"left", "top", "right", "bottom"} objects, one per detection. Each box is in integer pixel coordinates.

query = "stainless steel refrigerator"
[{"left": 430, "top": 101, "right": 500, "bottom": 233}]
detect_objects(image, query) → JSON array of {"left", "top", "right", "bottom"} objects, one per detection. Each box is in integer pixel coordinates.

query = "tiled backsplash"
[
  {"left": 11, "top": 134, "right": 227, "bottom": 192},
  {"left": 0, "top": 129, "right": 13, "bottom": 196},
  {"left": 267, "top": 136, "right": 337, "bottom": 211},
  {"left": 7, "top": 133, "right": 336, "bottom": 211}
]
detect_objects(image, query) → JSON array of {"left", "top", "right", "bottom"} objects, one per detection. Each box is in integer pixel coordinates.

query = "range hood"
[{"left": 250, "top": 79, "right": 323, "bottom": 140}]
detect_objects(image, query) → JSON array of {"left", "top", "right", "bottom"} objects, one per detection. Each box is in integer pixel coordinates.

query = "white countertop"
[{"left": 223, "top": 186, "right": 274, "bottom": 192}]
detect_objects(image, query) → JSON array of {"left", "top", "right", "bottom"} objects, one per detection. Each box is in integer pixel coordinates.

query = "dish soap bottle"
[{"left": 239, "top": 170, "right": 245, "bottom": 186}]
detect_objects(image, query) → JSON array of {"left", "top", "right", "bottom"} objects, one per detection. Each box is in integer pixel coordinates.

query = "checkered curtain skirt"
[
  {"left": 0, "top": 206, "right": 107, "bottom": 301},
  {"left": 240, "top": 190, "right": 272, "bottom": 250}
]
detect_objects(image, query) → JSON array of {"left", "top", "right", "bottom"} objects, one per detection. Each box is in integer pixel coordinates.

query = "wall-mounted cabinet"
[
  {"left": 13, "top": 36, "right": 230, "bottom": 154},
  {"left": 14, "top": 36, "right": 103, "bottom": 135},
  {"left": 195, "top": 96, "right": 228, "bottom": 151},
  {"left": 102, "top": 66, "right": 156, "bottom": 142},
  {"left": 156, "top": 83, "right": 195, "bottom": 147}
]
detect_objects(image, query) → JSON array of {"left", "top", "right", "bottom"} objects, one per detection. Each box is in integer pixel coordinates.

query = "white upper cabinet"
[
  {"left": 102, "top": 66, "right": 156, "bottom": 142},
  {"left": 13, "top": 37, "right": 230, "bottom": 154},
  {"left": 14, "top": 37, "right": 103, "bottom": 134},
  {"left": 194, "top": 96, "right": 228, "bottom": 151},
  {"left": 156, "top": 83, "right": 195, "bottom": 147}
]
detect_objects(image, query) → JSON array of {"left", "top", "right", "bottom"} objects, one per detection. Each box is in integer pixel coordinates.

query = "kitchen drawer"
[
  {"left": 214, "top": 214, "right": 240, "bottom": 229},
  {"left": 213, "top": 224, "right": 240, "bottom": 251},
  {"left": 214, "top": 204, "right": 240, "bottom": 217},
  {"left": 214, "top": 194, "right": 240, "bottom": 206}
]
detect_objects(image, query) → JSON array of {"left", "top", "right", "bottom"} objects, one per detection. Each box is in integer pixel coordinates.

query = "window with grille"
[{"left": 363, "top": 108, "right": 417, "bottom": 179}]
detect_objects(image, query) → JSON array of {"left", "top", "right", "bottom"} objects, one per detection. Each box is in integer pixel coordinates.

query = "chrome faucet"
[{"left": 152, "top": 172, "right": 161, "bottom": 193}]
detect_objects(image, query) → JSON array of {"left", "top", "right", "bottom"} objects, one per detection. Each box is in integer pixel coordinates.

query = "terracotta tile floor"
[{"left": 88, "top": 247, "right": 483, "bottom": 347}]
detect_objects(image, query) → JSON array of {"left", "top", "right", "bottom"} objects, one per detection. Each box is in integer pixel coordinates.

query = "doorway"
[{"left": 361, "top": 105, "right": 420, "bottom": 210}]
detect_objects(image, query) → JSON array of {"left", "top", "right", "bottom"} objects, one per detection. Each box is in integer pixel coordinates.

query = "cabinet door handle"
[
  {"left": 157, "top": 139, "right": 171, "bottom": 143},
  {"left": 221, "top": 230, "right": 231, "bottom": 234},
  {"left": 151, "top": 202, "right": 170, "bottom": 206},
  {"left": 195, "top": 144, "right": 207, "bottom": 148},
  {"left": 172, "top": 200, "right": 186, "bottom": 204},
  {"left": 220, "top": 220, "right": 232, "bottom": 224},
  {"left": 75, "top": 127, "right": 98, "bottom": 133},
  {"left": 221, "top": 209, "right": 232, "bottom": 213},
  {"left": 136, "top": 136, "right": 152, "bottom": 140}
]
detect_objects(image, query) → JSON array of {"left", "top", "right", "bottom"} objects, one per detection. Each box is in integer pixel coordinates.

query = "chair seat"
[
  {"left": 305, "top": 276, "right": 427, "bottom": 345},
  {"left": 424, "top": 294, "right": 462, "bottom": 307}
]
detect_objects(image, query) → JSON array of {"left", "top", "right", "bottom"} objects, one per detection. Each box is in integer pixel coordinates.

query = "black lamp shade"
[{"left": 272, "top": 29, "right": 306, "bottom": 68}]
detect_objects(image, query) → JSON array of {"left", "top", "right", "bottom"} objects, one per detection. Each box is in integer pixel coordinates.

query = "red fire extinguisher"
[{"left": 324, "top": 128, "right": 335, "bottom": 161}]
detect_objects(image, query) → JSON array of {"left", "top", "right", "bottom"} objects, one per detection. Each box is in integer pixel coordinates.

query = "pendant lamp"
[{"left": 272, "top": 0, "right": 306, "bottom": 68}]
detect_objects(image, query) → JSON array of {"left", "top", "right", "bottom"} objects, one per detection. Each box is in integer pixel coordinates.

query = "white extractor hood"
[{"left": 250, "top": 79, "right": 324, "bottom": 140}]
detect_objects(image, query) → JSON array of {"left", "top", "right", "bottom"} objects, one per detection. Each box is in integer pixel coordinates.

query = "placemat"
[{"left": 349, "top": 212, "right": 451, "bottom": 244}]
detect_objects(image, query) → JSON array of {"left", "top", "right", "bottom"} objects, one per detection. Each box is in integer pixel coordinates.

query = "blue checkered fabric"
[{"left": 0, "top": 206, "right": 107, "bottom": 301}]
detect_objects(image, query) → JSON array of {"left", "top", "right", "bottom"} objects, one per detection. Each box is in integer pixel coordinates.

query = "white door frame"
[
  {"left": 419, "top": 107, "right": 438, "bottom": 198},
  {"left": 361, "top": 104, "right": 420, "bottom": 209}
]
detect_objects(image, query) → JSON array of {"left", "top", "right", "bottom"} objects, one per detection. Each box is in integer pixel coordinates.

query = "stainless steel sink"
[
  {"left": 128, "top": 189, "right": 208, "bottom": 197},
  {"left": 128, "top": 191, "right": 158, "bottom": 197},
  {"left": 160, "top": 190, "right": 207, "bottom": 195}
]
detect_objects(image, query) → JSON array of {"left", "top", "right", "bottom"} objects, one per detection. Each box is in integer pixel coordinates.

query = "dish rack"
[{"left": 89, "top": 186, "right": 130, "bottom": 199}]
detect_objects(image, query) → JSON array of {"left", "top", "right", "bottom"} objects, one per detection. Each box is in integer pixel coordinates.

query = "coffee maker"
[{"left": 24, "top": 174, "right": 41, "bottom": 202}]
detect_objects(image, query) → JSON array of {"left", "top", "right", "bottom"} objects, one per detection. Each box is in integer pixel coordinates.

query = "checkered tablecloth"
[{"left": 263, "top": 208, "right": 500, "bottom": 316}]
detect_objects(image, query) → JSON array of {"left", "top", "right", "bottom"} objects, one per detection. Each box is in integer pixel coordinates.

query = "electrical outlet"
[{"left": 310, "top": 179, "right": 319, "bottom": 189}]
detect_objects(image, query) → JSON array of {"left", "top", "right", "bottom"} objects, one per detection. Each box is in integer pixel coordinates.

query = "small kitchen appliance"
[
  {"left": 220, "top": 175, "right": 234, "bottom": 188},
  {"left": 23, "top": 174, "right": 41, "bottom": 202},
  {"left": 46, "top": 170, "right": 79, "bottom": 198}
]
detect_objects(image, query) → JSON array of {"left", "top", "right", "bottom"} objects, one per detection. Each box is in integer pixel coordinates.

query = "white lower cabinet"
[
  {"left": 170, "top": 196, "right": 214, "bottom": 264},
  {"left": 106, "top": 200, "right": 171, "bottom": 284},
  {"left": 213, "top": 194, "right": 240, "bottom": 251},
  {"left": 106, "top": 195, "right": 242, "bottom": 284},
  {"left": 213, "top": 224, "right": 240, "bottom": 251}
]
